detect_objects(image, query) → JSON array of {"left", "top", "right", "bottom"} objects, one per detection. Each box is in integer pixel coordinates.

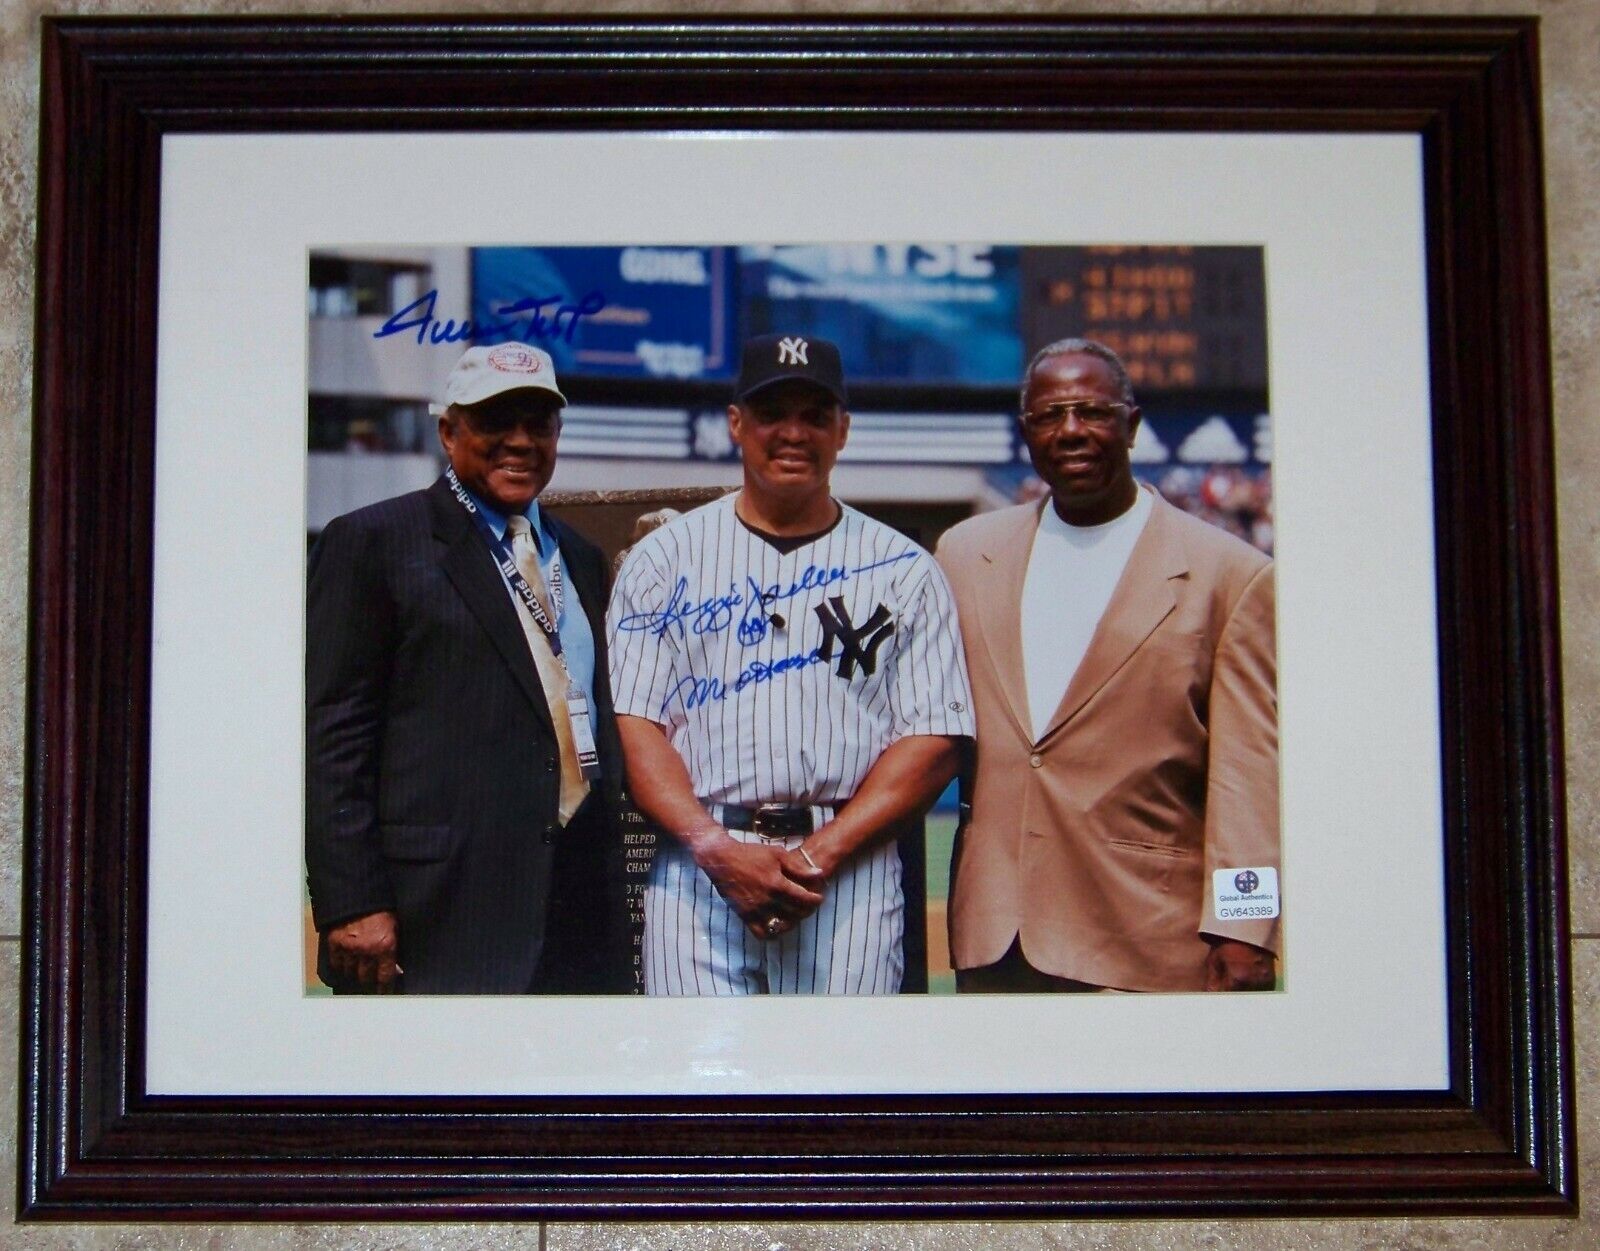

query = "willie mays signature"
[
  {"left": 372, "top": 288, "right": 606, "bottom": 347},
  {"left": 616, "top": 551, "right": 918, "bottom": 646}
]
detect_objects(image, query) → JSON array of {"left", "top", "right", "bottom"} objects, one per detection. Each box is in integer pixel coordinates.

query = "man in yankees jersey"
[{"left": 608, "top": 333, "right": 974, "bottom": 994}]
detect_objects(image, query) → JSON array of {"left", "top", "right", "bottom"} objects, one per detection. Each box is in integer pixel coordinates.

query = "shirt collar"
[
  {"left": 1037, "top": 480, "right": 1153, "bottom": 541},
  {"left": 460, "top": 485, "right": 550, "bottom": 555}
]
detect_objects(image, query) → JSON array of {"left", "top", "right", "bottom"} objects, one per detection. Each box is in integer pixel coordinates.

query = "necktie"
[{"left": 506, "top": 515, "right": 590, "bottom": 825}]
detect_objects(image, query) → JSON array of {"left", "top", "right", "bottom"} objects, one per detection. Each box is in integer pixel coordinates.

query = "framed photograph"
[{"left": 22, "top": 16, "right": 1573, "bottom": 1219}]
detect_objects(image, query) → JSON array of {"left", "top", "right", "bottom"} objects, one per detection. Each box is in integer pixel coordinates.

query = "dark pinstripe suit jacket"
[{"left": 305, "top": 476, "right": 626, "bottom": 994}]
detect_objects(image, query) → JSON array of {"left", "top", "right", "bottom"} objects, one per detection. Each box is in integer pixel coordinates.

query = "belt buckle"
[{"left": 751, "top": 803, "right": 800, "bottom": 840}]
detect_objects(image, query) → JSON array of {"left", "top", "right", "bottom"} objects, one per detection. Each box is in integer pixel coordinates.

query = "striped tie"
[{"left": 507, "top": 515, "right": 589, "bottom": 825}]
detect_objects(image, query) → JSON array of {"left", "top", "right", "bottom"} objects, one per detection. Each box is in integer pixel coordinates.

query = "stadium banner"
[{"left": 738, "top": 243, "right": 1023, "bottom": 385}]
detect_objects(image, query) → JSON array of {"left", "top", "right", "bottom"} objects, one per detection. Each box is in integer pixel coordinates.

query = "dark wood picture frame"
[{"left": 21, "top": 16, "right": 1573, "bottom": 1220}]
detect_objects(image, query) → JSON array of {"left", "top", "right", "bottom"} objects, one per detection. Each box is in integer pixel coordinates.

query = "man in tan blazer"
[{"left": 936, "top": 338, "right": 1279, "bottom": 993}]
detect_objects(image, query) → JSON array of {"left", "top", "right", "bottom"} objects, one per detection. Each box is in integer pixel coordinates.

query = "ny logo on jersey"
[
  {"left": 777, "top": 336, "right": 809, "bottom": 366},
  {"left": 814, "top": 596, "right": 894, "bottom": 678}
]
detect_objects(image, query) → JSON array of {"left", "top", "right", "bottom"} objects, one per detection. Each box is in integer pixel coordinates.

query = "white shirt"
[{"left": 1020, "top": 487, "right": 1153, "bottom": 743}]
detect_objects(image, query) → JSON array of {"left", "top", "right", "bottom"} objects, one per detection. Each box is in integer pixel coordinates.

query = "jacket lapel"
[
  {"left": 1039, "top": 492, "right": 1186, "bottom": 744},
  {"left": 428, "top": 478, "right": 557, "bottom": 735},
  {"left": 969, "top": 503, "right": 1040, "bottom": 744}
]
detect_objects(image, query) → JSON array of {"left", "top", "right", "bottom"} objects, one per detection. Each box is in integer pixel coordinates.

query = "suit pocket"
[
  {"left": 1106, "top": 837, "right": 1187, "bottom": 896},
  {"left": 1107, "top": 838, "right": 1186, "bottom": 859},
  {"left": 380, "top": 823, "right": 456, "bottom": 863}
]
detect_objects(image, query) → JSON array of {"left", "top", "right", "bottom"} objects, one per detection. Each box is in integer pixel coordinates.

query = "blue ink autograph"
[
  {"left": 616, "top": 552, "right": 918, "bottom": 644},
  {"left": 662, "top": 649, "right": 828, "bottom": 716},
  {"left": 373, "top": 289, "right": 606, "bottom": 347}
]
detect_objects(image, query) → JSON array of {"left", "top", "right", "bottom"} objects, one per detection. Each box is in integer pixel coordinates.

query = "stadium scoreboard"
[{"left": 1020, "top": 245, "right": 1268, "bottom": 394}]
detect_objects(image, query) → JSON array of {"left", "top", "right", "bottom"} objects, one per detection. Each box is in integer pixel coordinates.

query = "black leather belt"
[{"left": 713, "top": 802, "right": 836, "bottom": 840}]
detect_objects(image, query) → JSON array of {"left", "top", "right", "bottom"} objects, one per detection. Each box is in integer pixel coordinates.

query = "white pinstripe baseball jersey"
[
  {"left": 607, "top": 493, "right": 974, "bottom": 996},
  {"left": 607, "top": 493, "right": 975, "bottom": 801}
]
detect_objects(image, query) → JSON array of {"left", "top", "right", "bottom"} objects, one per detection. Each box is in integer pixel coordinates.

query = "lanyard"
[
  {"left": 445, "top": 467, "right": 567, "bottom": 659},
  {"left": 444, "top": 468, "right": 602, "bottom": 781}
]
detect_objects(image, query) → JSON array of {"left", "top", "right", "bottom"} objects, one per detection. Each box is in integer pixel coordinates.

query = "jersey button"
[
  {"left": 1029, "top": 754, "right": 1043, "bottom": 768},
  {"left": 541, "top": 822, "right": 559, "bottom": 845},
  {"left": 544, "top": 755, "right": 557, "bottom": 773}
]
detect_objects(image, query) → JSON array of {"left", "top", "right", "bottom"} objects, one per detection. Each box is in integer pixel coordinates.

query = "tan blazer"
[{"left": 935, "top": 490, "right": 1279, "bottom": 992}]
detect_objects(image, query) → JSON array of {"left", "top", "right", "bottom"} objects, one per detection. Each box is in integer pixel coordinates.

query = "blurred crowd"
[{"left": 1016, "top": 464, "right": 1274, "bottom": 555}]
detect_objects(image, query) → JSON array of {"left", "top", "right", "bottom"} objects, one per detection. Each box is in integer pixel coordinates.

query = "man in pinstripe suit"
[
  {"left": 607, "top": 334, "right": 974, "bottom": 995},
  {"left": 305, "top": 342, "right": 627, "bottom": 995}
]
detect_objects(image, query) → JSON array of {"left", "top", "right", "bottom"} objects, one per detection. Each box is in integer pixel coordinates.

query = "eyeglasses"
[
  {"left": 1019, "top": 401, "right": 1131, "bottom": 433},
  {"left": 459, "top": 405, "right": 562, "bottom": 439}
]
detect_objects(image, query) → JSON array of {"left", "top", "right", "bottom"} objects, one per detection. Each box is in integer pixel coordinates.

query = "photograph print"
[{"left": 303, "top": 241, "right": 1281, "bottom": 998}]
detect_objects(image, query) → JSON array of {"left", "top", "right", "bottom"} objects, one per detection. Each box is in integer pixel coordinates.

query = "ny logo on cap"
[{"left": 777, "top": 337, "right": 809, "bottom": 366}]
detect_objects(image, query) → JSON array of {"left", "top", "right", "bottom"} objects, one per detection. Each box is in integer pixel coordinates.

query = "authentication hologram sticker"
[{"left": 1212, "top": 866, "right": 1281, "bottom": 921}]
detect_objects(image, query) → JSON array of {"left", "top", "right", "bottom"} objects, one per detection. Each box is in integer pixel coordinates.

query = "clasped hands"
[{"left": 683, "top": 825, "right": 830, "bottom": 940}]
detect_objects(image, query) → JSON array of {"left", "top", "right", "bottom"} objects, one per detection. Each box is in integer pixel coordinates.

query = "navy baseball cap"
[{"left": 734, "top": 333, "right": 848, "bottom": 406}]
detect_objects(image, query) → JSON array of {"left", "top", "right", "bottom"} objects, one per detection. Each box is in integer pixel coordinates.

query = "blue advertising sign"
[
  {"left": 738, "top": 244, "right": 1023, "bottom": 386},
  {"left": 469, "top": 247, "right": 736, "bottom": 379}
]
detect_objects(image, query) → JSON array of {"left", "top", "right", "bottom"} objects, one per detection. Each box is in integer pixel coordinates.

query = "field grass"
[{"left": 922, "top": 812, "right": 959, "bottom": 994}]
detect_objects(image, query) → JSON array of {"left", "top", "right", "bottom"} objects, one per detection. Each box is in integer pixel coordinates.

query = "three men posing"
[{"left": 305, "top": 333, "right": 1278, "bottom": 996}]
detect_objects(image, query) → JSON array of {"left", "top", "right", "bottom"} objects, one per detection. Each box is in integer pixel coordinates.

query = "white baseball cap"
[{"left": 436, "top": 342, "right": 568, "bottom": 413}]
